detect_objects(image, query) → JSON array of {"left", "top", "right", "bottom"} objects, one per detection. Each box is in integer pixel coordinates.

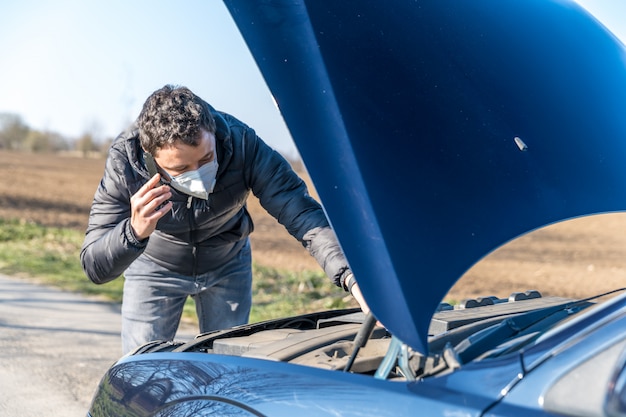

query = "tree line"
[
  {"left": 0, "top": 112, "right": 113, "bottom": 157},
  {"left": 0, "top": 112, "right": 304, "bottom": 169}
]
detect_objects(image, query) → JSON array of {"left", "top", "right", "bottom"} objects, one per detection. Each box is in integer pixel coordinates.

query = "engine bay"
[{"left": 133, "top": 292, "right": 581, "bottom": 380}]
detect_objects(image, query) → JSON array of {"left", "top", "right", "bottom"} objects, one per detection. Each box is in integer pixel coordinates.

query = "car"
[{"left": 88, "top": 0, "right": 626, "bottom": 416}]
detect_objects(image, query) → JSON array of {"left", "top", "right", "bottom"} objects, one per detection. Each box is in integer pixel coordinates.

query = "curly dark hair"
[{"left": 137, "top": 85, "right": 217, "bottom": 155}]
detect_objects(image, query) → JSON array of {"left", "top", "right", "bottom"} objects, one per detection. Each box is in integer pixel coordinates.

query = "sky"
[{"left": 0, "top": 0, "right": 624, "bottom": 157}]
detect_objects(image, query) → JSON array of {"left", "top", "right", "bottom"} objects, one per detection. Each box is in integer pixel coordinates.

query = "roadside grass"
[{"left": 0, "top": 219, "right": 353, "bottom": 324}]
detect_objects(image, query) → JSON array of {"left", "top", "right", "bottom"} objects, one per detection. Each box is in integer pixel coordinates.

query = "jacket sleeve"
[
  {"left": 241, "top": 126, "right": 352, "bottom": 289},
  {"left": 80, "top": 145, "right": 147, "bottom": 284},
  {"left": 302, "top": 226, "right": 353, "bottom": 290}
]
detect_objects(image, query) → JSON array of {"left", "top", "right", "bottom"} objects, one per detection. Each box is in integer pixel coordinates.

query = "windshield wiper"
[{"left": 454, "top": 301, "right": 585, "bottom": 364}]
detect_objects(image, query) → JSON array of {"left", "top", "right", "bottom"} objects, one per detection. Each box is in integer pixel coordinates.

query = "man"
[{"left": 81, "top": 85, "right": 366, "bottom": 353}]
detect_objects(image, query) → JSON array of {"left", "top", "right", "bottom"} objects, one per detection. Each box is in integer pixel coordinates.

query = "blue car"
[{"left": 88, "top": 0, "right": 626, "bottom": 416}]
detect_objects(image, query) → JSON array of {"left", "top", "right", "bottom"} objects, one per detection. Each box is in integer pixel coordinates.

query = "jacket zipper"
[{"left": 187, "top": 196, "right": 198, "bottom": 277}]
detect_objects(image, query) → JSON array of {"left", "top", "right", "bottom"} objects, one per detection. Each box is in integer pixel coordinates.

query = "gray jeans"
[{"left": 121, "top": 239, "right": 252, "bottom": 354}]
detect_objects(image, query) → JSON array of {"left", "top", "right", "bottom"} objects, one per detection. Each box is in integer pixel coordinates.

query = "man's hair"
[{"left": 137, "top": 84, "right": 217, "bottom": 155}]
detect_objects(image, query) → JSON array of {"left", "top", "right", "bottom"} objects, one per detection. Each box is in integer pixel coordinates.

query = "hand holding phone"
[{"left": 129, "top": 170, "right": 172, "bottom": 240}]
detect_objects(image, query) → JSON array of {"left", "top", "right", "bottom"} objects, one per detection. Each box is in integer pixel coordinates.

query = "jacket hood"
[{"left": 223, "top": 0, "right": 626, "bottom": 354}]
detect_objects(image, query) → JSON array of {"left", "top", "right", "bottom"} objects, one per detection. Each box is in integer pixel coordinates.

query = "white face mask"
[{"left": 167, "top": 159, "right": 218, "bottom": 200}]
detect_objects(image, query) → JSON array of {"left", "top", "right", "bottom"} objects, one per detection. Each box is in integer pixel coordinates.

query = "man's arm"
[{"left": 80, "top": 148, "right": 169, "bottom": 284}]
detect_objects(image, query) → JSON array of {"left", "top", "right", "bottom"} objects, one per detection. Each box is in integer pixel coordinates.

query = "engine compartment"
[{"left": 133, "top": 292, "right": 578, "bottom": 379}]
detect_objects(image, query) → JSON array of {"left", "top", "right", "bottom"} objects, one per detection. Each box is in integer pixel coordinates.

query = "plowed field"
[{"left": 2, "top": 150, "right": 626, "bottom": 302}]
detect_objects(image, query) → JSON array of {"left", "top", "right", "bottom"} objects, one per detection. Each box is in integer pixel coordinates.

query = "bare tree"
[
  {"left": 0, "top": 113, "right": 30, "bottom": 150},
  {"left": 24, "top": 130, "right": 70, "bottom": 153},
  {"left": 75, "top": 132, "right": 100, "bottom": 157}
]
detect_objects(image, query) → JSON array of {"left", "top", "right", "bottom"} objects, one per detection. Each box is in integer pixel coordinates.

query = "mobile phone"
[
  {"left": 143, "top": 152, "right": 173, "bottom": 211},
  {"left": 143, "top": 152, "right": 171, "bottom": 185}
]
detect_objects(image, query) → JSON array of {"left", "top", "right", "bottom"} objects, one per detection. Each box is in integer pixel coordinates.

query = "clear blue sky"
[{"left": 0, "top": 0, "right": 624, "bottom": 157}]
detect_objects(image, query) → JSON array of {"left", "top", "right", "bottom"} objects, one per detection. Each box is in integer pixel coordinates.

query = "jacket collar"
[{"left": 206, "top": 103, "right": 233, "bottom": 180}]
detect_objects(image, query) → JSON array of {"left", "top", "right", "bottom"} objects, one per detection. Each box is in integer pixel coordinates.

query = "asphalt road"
[{"left": 0, "top": 274, "right": 196, "bottom": 417}]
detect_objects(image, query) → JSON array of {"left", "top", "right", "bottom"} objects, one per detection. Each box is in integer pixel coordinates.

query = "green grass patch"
[{"left": 0, "top": 219, "right": 354, "bottom": 324}]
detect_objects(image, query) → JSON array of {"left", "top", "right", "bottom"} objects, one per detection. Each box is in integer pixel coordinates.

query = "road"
[{"left": 0, "top": 274, "right": 196, "bottom": 417}]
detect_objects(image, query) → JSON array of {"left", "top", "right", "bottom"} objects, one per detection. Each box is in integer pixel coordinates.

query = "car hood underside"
[{"left": 223, "top": 0, "right": 626, "bottom": 353}]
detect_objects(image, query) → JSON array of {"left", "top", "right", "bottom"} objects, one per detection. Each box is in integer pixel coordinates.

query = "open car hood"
[{"left": 223, "top": 0, "right": 626, "bottom": 354}]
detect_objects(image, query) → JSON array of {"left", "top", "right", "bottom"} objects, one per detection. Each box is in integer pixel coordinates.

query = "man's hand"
[
  {"left": 130, "top": 174, "right": 172, "bottom": 240},
  {"left": 350, "top": 282, "right": 371, "bottom": 315},
  {"left": 350, "top": 281, "right": 385, "bottom": 327}
]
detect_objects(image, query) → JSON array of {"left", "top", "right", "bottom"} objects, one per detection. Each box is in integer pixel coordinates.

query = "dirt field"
[{"left": 2, "top": 150, "right": 626, "bottom": 302}]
